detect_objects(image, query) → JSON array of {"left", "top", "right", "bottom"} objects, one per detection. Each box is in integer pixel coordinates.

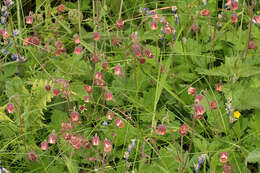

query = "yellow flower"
[{"left": 234, "top": 111, "right": 241, "bottom": 119}]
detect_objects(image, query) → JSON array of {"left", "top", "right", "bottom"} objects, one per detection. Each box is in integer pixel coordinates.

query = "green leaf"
[{"left": 246, "top": 148, "right": 260, "bottom": 162}]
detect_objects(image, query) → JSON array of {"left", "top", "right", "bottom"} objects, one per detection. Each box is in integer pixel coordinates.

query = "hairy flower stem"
[
  {"left": 243, "top": 1, "right": 255, "bottom": 62},
  {"left": 181, "top": 117, "right": 196, "bottom": 173},
  {"left": 171, "top": 129, "right": 181, "bottom": 165},
  {"left": 14, "top": 99, "right": 27, "bottom": 152},
  {"left": 102, "top": 151, "right": 106, "bottom": 173},
  {"left": 179, "top": 135, "right": 183, "bottom": 173}
]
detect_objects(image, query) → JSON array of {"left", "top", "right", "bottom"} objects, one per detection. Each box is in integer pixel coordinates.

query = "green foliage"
[{"left": 1, "top": 0, "right": 260, "bottom": 172}]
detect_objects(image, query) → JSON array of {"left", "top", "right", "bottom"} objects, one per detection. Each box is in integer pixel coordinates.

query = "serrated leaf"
[{"left": 246, "top": 148, "right": 260, "bottom": 163}]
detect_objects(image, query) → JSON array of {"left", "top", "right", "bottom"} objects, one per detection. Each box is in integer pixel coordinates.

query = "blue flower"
[
  {"left": 198, "top": 154, "right": 207, "bottom": 165},
  {"left": 6, "top": 0, "right": 14, "bottom": 7},
  {"left": 131, "top": 139, "right": 136, "bottom": 148},
  {"left": 139, "top": 7, "right": 143, "bottom": 13},
  {"left": 11, "top": 54, "right": 18, "bottom": 61},
  {"left": 1, "top": 49, "right": 8, "bottom": 54},
  {"left": 175, "top": 14, "right": 179, "bottom": 25},
  {"left": 1, "top": 16, "right": 6, "bottom": 25},
  {"left": 1, "top": 6, "right": 7, "bottom": 14},
  {"left": 13, "top": 29, "right": 19, "bottom": 36},
  {"left": 102, "top": 121, "right": 107, "bottom": 126},
  {"left": 202, "top": 0, "right": 207, "bottom": 6}
]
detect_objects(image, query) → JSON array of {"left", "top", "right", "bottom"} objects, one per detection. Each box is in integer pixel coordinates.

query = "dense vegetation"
[{"left": 0, "top": 0, "right": 260, "bottom": 172}]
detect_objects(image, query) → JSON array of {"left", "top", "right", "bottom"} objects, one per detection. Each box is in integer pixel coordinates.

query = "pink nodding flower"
[
  {"left": 102, "top": 61, "right": 108, "bottom": 70},
  {"left": 92, "top": 134, "right": 100, "bottom": 146},
  {"left": 45, "top": 85, "right": 51, "bottom": 91},
  {"left": 74, "top": 46, "right": 82, "bottom": 55},
  {"left": 94, "top": 72, "right": 104, "bottom": 81},
  {"left": 53, "top": 88, "right": 60, "bottom": 96},
  {"left": 105, "top": 92, "right": 113, "bottom": 101},
  {"left": 91, "top": 53, "right": 99, "bottom": 64},
  {"left": 150, "top": 20, "right": 158, "bottom": 30},
  {"left": 23, "top": 38, "right": 31, "bottom": 46},
  {"left": 195, "top": 104, "right": 205, "bottom": 116},
  {"left": 139, "top": 58, "right": 146, "bottom": 64},
  {"left": 144, "top": 49, "right": 154, "bottom": 59},
  {"left": 57, "top": 4, "right": 65, "bottom": 13},
  {"left": 103, "top": 139, "right": 112, "bottom": 152},
  {"left": 48, "top": 131, "right": 57, "bottom": 144},
  {"left": 107, "top": 110, "right": 115, "bottom": 120},
  {"left": 26, "top": 16, "right": 33, "bottom": 24},
  {"left": 132, "top": 44, "right": 142, "bottom": 57},
  {"left": 195, "top": 94, "right": 203, "bottom": 104},
  {"left": 28, "top": 151, "right": 38, "bottom": 162},
  {"left": 165, "top": 25, "right": 173, "bottom": 34},
  {"left": 116, "top": 19, "right": 124, "bottom": 30},
  {"left": 93, "top": 32, "right": 100, "bottom": 41},
  {"left": 69, "top": 135, "right": 83, "bottom": 149},
  {"left": 220, "top": 152, "right": 229, "bottom": 163},
  {"left": 70, "top": 110, "right": 79, "bottom": 122},
  {"left": 115, "top": 118, "right": 125, "bottom": 128},
  {"left": 188, "top": 87, "right": 196, "bottom": 95},
  {"left": 0, "top": 29, "right": 9, "bottom": 39},
  {"left": 157, "top": 124, "right": 166, "bottom": 135},
  {"left": 179, "top": 124, "right": 190, "bottom": 136},
  {"left": 231, "top": 1, "right": 238, "bottom": 11},
  {"left": 114, "top": 64, "right": 122, "bottom": 77},
  {"left": 6, "top": 103, "right": 15, "bottom": 114},
  {"left": 216, "top": 83, "right": 222, "bottom": 92},
  {"left": 253, "top": 15, "right": 260, "bottom": 24},
  {"left": 74, "top": 35, "right": 80, "bottom": 44},
  {"left": 84, "top": 84, "right": 93, "bottom": 93},
  {"left": 200, "top": 9, "right": 210, "bottom": 16},
  {"left": 84, "top": 95, "right": 90, "bottom": 103},
  {"left": 231, "top": 14, "right": 238, "bottom": 23},
  {"left": 41, "top": 140, "right": 48, "bottom": 151},
  {"left": 210, "top": 101, "right": 218, "bottom": 110}
]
